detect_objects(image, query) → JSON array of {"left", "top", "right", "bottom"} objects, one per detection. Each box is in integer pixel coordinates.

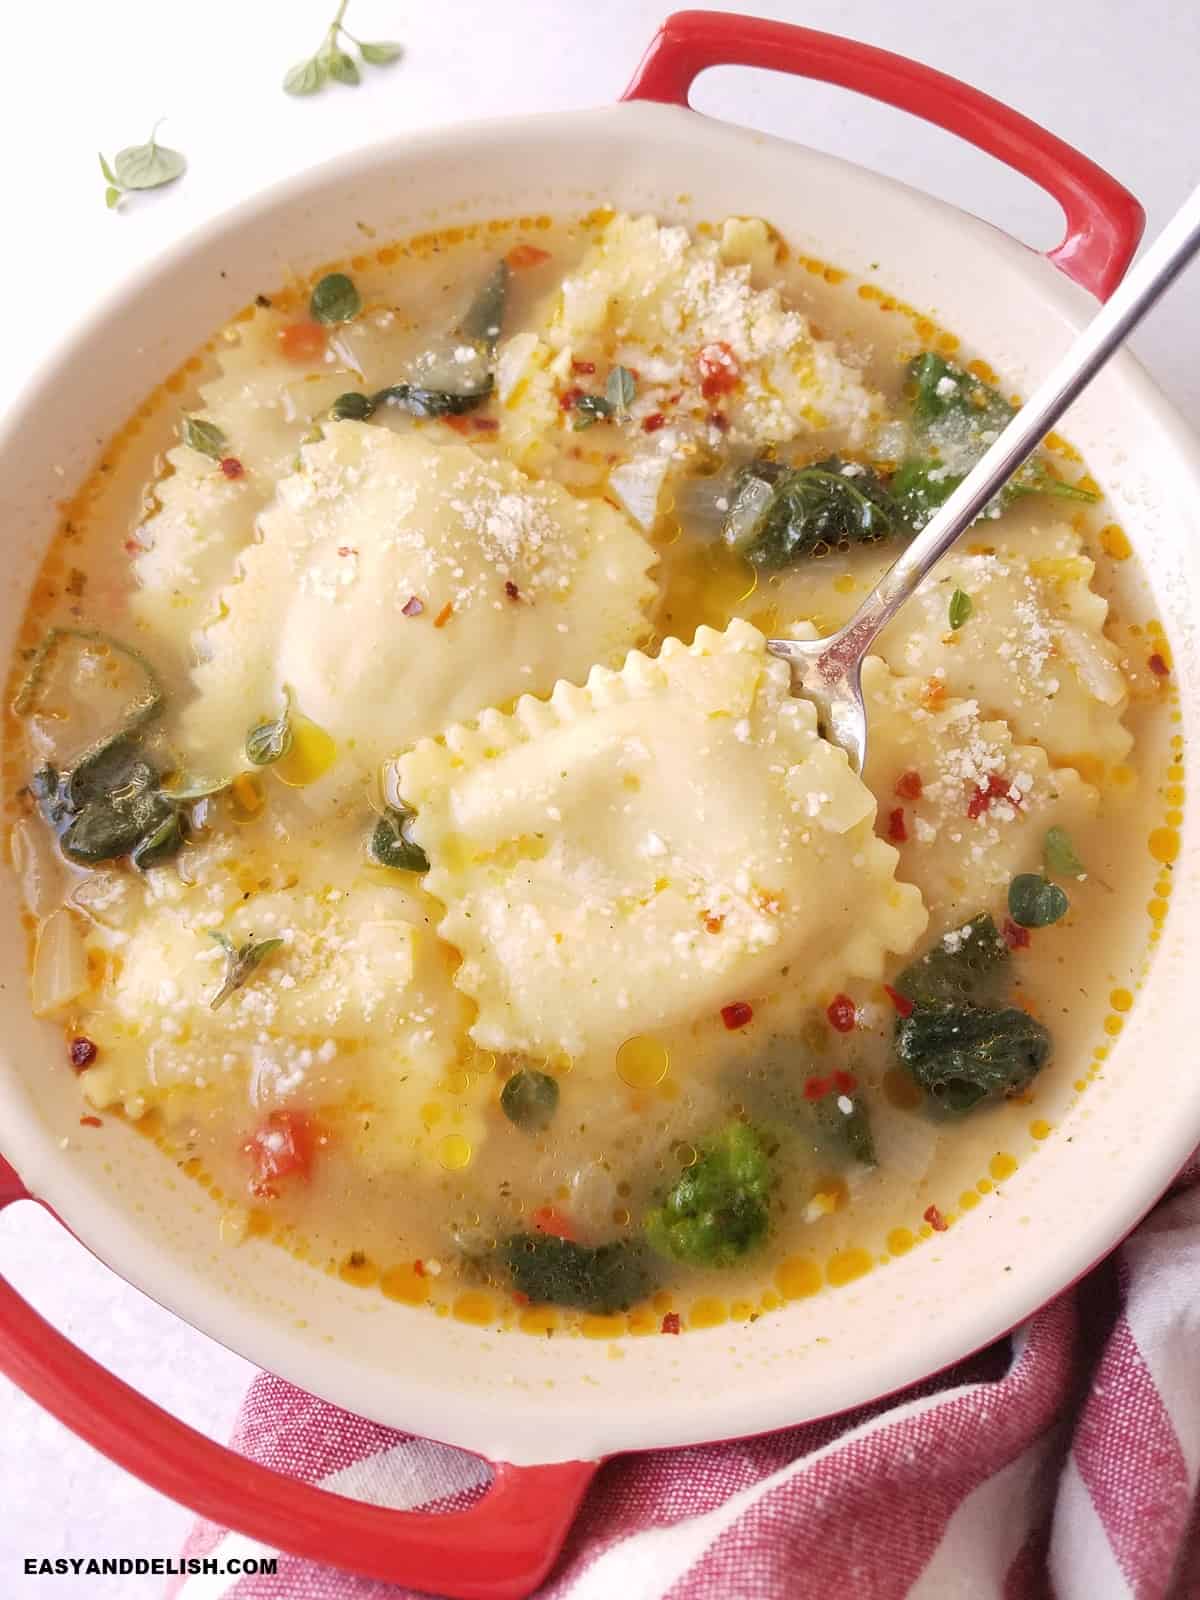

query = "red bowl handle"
[
  {"left": 622, "top": 9, "right": 1144, "bottom": 301},
  {"left": 0, "top": 1167, "right": 595, "bottom": 1599}
]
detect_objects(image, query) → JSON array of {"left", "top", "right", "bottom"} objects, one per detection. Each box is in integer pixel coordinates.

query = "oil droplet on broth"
[
  {"left": 616, "top": 1035, "right": 669, "bottom": 1088},
  {"left": 438, "top": 1133, "right": 472, "bottom": 1171},
  {"left": 380, "top": 1264, "right": 429, "bottom": 1305},
  {"left": 275, "top": 715, "right": 338, "bottom": 787},
  {"left": 775, "top": 1255, "right": 823, "bottom": 1300}
]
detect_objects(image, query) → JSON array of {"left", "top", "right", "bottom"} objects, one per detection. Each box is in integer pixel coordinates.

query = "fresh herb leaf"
[
  {"left": 309, "top": 272, "right": 361, "bottom": 325},
  {"left": 502, "top": 1234, "right": 653, "bottom": 1314},
  {"left": 895, "top": 1001, "right": 1052, "bottom": 1115},
  {"left": 283, "top": 55, "right": 328, "bottom": 95},
  {"left": 245, "top": 689, "right": 294, "bottom": 767},
  {"left": 208, "top": 932, "right": 285, "bottom": 1011},
  {"left": 113, "top": 124, "right": 187, "bottom": 191},
  {"left": 458, "top": 262, "right": 509, "bottom": 349},
  {"left": 644, "top": 1122, "right": 773, "bottom": 1268},
  {"left": 372, "top": 382, "right": 492, "bottom": 418},
  {"left": 105, "top": 186, "right": 122, "bottom": 210},
  {"left": 368, "top": 805, "right": 428, "bottom": 872},
  {"left": 130, "top": 808, "right": 185, "bottom": 871},
  {"left": 894, "top": 913, "right": 1009, "bottom": 1007},
  {"left": 1044, "top": 825, "right": 1086, "bottom": 880},
  {"left": 948, "top": 588, "right": 972, "bottom": 630},
  {"left": 1008, "top": 873, "right": 1069, "bottom": 928},
  {"left": 330, "top": 391, "right": 376, "bottom": 422},
  {"left": 572, "top": 393, "right": 614, "bottom": 430},
  {"left": 181, "top": 416, "right": 228, "bottom": 461},
  {"left": 283, "top": 3, "right": 404, "bottom": 95},
  {"left": 722, "top": 456, "right": 901, "bottom": 569},
  {"left": 98, "top": 152, "right": 119, "bottom": 186},
  {"left": 500, "top": 1068, "right": 559, "bottom": 1132},
  {"left": 357, "top": 40, "right": 403, "bottom": 64},
  {"left": 606, "top": 365, "right": 636, "bottom": 418}
]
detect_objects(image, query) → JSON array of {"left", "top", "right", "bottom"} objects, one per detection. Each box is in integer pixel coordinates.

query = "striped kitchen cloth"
[{"left": 168, "top": 1164, "right": 1200, "bottom": 1600}]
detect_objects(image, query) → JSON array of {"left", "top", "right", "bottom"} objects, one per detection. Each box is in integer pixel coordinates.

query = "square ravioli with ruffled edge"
[
  {"left": 180, "top": 423, "right": 658, "bottom": 778},
  {"left": 398, "top": 620, "right": 927, "bottom": 1062}
]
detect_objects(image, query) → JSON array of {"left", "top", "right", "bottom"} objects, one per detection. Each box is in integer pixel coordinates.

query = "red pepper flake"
[
  {"left": 123, "top": 538, "right": 142, "bottom": 555},
  {"left": 559, "top": 386, "right": 586, "bottom": 412},
  {"left": 887, "top": 807, "right": 908, "bottom": 844},
  {"left": 506, "top": 243, "right": 551, "bottom": 270},
  {"left": 720, "top": 1001, "right": 754, "bottom": 1030},
  {"left": 884, "top": 983, "right": 914, "bottom": 1018},
  {"left": 512, "top": 1290, "right": 530, "bottom": 1306},
  {"left": 697, "top": 341, "right": 741, "bottom": 399},
  {"left": 826, "top": 993, "right": 857, "bottom": 1033},
  {"left": 1002, "top": 917, "right": 1031, "bottom": 950},
  {"left": 401, "top": 595, "right": 424, "bottom": 617},
  {"left": 1148, "top": 653, "right": 1170, "bottom": 677},
  {"left": 702, "top": 913, "right": 725, "bottom": 934},
  {"left": 433, "top": 602, "right": 454, "bottom": 629},
  {"left": 471, "top": 416, "right": 500, "bottom": 433},
  {"left": 443, "top": 414, "right": 472, "bottom": 435},
  {"left": 336, "top": 545, "right": 358, "bottom": 558},
  {"left": 69, "top": 1037, "right": 98, "bottom": 1071},
  {"left": 660, "top": 1311, "right": 681, "bottom": 1335},
  {"left": 79, "top": 1115, "right": 103, "bottom": 1128},
  {"left": 413, "top": 1259, "right": 426, "bottom": 1277},
  {"left": 531, "top": 1206, "right": 576, "bottom": 1241},
  {"left": 642, "top": 412, "right": 666, "bottom": 433},
  {"left": 924, "top": 1204, "right": 948, "bottom": 1233},
  {"left": 504, "top": 581, "right": 521, "bottom": 601},
  {"left": 832, "top": 1069, "right": 858, "bottom": 1095},
  {"left": 219, "top": 456, "right": 245, "bottom": 480},
  {"left": 707, "top": 411, "right": 730, "bottom": 433},
  {"left": 571, "top": 358, "right": 597, "bottom": 376},
  {"left": 967, "top": 772, "right": 1016, "bottom": 820},
  {"left": 895, "top": 769, "right": 923, "bottom": 801},
  {"left": 803, "top": 1075, "right": 833, "bottom": 1101}
]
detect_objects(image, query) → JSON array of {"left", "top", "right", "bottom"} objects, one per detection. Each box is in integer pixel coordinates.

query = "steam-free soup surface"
[{"left": 6, "top": 210, "right": 1180, "bottom": 1335}]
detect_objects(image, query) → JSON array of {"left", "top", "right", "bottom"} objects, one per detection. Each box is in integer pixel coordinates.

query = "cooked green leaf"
[
  {"left": 181, "top": 416, "right": 228, "bottom": 460},
  {"left": 572, "top": 394, "right": 614, "bottom": 430},
  {"left": 810, "top": 1092, "right": 876, "bottom": 1167},
  {"left": 368, "top": 805, "right": 428, "bottom": 872},
  {"left": 722, "top": 456, "right": 901, "bottom": 569},
  {"left": 458, "top": 262, "right": 509, "bottom": 349},
  {"left": 330, "top": 391, "right": 376, "bottom": 422},
  {"left": 895, "top": 1000, "right": 1052, "bottom": 1114},
  {"left": 310, "top": 272, "right": 361, "bottom": 325},
  {"left": 1008, "top": 873, "right": 1069, "bottom": 928},
  {"left": 500, "top": 1068, "right": 559, "bottom": 1132},
  {"left": 948, "top": 588, "right": 972, "bottom": 630},
  {"left": 502, "top": 1234, "right": 653, "bottom": 1314},
  {"left": 245, "top": 689, "right": 294, "bottom": 767},
  {"left": 208, "top": 932, "right": 285, "bottom": 1011},
  {"left": 130, "top": 808, "right": 185, "bottom": 871},
  {"left": 894, "top": 913, "right": 1009, "bottom": 1007},
  {"left": 1044, "top": 826, "right": 1086, "bottom": 880}
]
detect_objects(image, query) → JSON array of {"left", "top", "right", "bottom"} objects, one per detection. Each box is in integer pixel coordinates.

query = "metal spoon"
[{"left": 766, "top": 183, "right": 1200, "bottom": 772}]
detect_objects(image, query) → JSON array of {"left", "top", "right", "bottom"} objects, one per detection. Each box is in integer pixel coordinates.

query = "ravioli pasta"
[
  {"left": 400, "top": 621, "right": 927, "bottom": 1060},
  {"left": 183, "top": 424, "right": 658, "bottom": 776}
]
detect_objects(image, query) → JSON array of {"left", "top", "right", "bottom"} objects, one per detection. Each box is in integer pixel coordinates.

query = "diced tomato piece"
[
  {"left": 803, "top": 1074, "right": 832, "bottom": 1101},
  {"left": 924, "top": 1204, "right": 948, "bottom": 1233},
  {"left": 894, "top": 769, "right": 923, "bottom": 800},
  {"left": 278, "top": 321, "right": 328, "bottom": 363},
  {"left": 721, "top": 1001, "right": 754, "bottom": 1030},
  {"left": 697, "top": 341, "right": 740, "bottom": 399},
  {"left": 826, "top": 994, "right": 857, "bottom": 1033},
  {"left": 832, "top": 1069, "right": 858, "bottom": 1095},
  {"left": 642, "top": 412, "right": 666, "bottom": 433},
  {"left": 1148, "top": 653, "right": 1170, "bottom": 677},
  {"left": 1002, "top": 917, "right": 1031, "bottom": 950},
  {"left": 660, "top": 1311, "right": 681, "bottom": 1335},
  {"left": 571, "top": 358, "right": 597, "bottom": 376},
  {"left": 887, "top": 807, "right": 908, "bottom": 844},
  {"left": 244, "top": 1110, "right": 315, "bottom": 1198},
  {"left": 883, "top": 984, "right": 914, "bottom": 1018},
  {"left": 219, "top": 457, "right": 245, "bottom": 479},
  {"left": 506, "top": 243, "right": 551, "bottom": 270},
  {"left": 531, "top": 1206, "right": 576, "bottom": 1241}
]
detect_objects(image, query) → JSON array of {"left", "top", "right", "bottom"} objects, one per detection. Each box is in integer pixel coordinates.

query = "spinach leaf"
[
  {"left": 722, "top": 456, "right": 901, "bottom": 570},
  {"left": 33, "top": 735, "right": 183, "bottom": 870},
  {"left": 810, "top": 1092, "right": 876, "bottom": 1167},
  {"left": 644, "top": 1122, "right": 773, "bottom": 1268},
  {"left": 458, "top": 261, "right": 509, "bottom": 350},
  {"left": 310, "top": 272, "right": 361, "bottom": 325},
  {"left": 895, "top": 1001, "right": 1052, "bottom": 1115},
  {"left": 330, "top": 380, "right": 493, "bottom": 423},
  {"left": 500, "top": 1068, "right": 559, "bottom": 1132},
  {"left": 1008, "top": 874, "right": 1069, "bottom": 928},
  {"left": 502, "top": 1234, "right": 654, "bottom": 1313},
  {"left": 368, "top": 805, "right": 428, "bottom": 872},
  {"left": 894, "top": 913, "right": 1009, "bottom": 1007}
]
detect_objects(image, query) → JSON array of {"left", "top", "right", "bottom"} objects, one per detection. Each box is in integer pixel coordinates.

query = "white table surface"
[{"left": 1, "top": 1, "right": 1196, "bottom": 1592}]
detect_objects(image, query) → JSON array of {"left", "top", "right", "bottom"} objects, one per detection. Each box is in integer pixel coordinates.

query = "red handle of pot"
[
  {"left": 622, "top": 9, "right": 1145, "bottom": 300},
  {"left": 0, "top": 1160, "right": 595, "bottom": 1600}
]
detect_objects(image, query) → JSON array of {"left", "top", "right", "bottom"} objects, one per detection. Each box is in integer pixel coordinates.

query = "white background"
[{"left": 0, "top": 1, "right": 1196, "bottom": 1593}]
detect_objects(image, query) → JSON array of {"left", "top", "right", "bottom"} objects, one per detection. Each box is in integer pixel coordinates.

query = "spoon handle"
[{"left": 822, "top": 182, "right": 1200, "bottom": 669}]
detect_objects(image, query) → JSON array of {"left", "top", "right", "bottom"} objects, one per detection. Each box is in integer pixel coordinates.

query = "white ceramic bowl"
[{"left": 0, "top": 14, "right": 1195, "bottom": 1595}]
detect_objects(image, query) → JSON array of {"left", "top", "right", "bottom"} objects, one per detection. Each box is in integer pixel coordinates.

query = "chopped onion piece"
[
  {"left": 10, "top": 817, "right": 64, "bottom": 919},
  {"left": 32, "top": 908, "right": 89, "bottom": 1017},
  {"left": 1059, "top": 621, "right": 1126, "bottom": 707},
  {"left": 608, "top": 456, "right": 671, "bottom": 531},
  {"left": 496, "top": 332, "right": 541, "bottom": 404},
  {"left": 722, "top": 474, "right": 775, "bottom": 552}
]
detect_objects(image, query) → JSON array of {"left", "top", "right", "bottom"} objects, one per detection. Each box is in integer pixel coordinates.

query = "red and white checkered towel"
[{"left": 169, "top": 1161, "right": 1200, "bottom": 1600}]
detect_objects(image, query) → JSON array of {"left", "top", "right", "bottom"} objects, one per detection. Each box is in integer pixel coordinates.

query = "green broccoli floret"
[
  {"left": 501, "top": 1234, "right": 653, "bottom": 1314},
  {"left": 644, "top": 1122, "right": 773, "bottom": 1268}
]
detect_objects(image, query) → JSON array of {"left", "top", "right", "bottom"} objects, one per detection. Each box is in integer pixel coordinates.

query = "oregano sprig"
[
  {"left": 100, "top": 121, "right": 187, "bottom": 211},
  {"left": 284, "top": 1, "right": 403, "bottom": 96}
]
